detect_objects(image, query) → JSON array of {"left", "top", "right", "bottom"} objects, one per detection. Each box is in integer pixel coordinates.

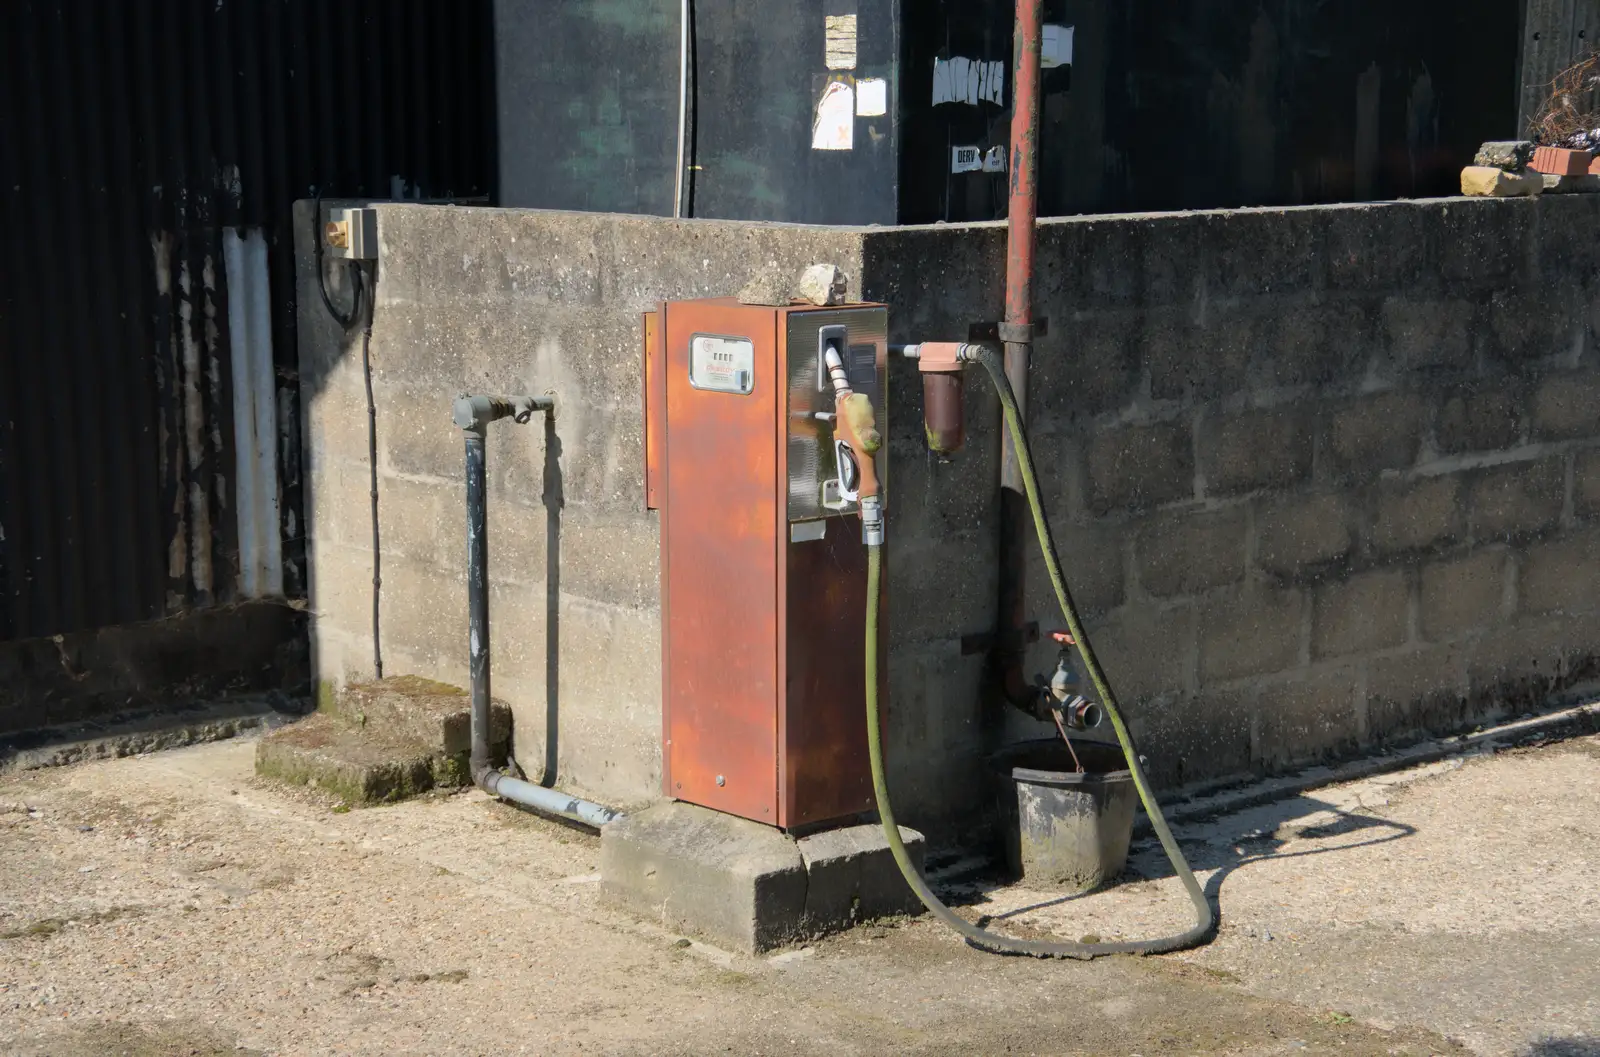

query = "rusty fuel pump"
[{"left": 641, "top": 298, "right": 890, "bottom": 830}]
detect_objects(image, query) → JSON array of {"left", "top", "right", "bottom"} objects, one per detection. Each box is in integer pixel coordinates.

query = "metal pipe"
[
  {"left": 673, "top": 0, "right": 690, "bottom": 219},
  {"left": 456, "top": 394, "right": 624, "bottom": 828},
  {"left": 997, "top": 0, "right": 1045, "bottom": 711}
]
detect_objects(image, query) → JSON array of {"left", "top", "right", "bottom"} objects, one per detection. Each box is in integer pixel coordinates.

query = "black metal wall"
[
  {"left": 0, "top": 0, "right": 495, "bottom": 643},
  {"left": 496, "top": 0, "right": 902, "bottom": 225},
  {"left": 900, "top": 0, "right": 1522, "bottom": 222}
]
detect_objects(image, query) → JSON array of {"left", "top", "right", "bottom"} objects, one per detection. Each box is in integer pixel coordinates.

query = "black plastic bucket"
[{"left": 993, "top": 739, "right": 1137, "bottom": 891}]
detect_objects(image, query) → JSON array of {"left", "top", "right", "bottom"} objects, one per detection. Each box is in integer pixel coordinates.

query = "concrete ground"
[{"left": 0, "top": 732, "right": 1595, "bottom": 1057}]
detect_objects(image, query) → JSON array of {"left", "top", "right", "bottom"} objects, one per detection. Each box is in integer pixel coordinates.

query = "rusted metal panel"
[
  {"left": 661, "top": 299, "right": 782, "bottom": 823},
  {"left": 780, "top": 519, "right": 882, "bottom": 828},
  {"left": 0, "top": 0, "right": 494, "bottom": 643},
  {"left": 643, "top": 309, "right": 665, "bottom": 511}
]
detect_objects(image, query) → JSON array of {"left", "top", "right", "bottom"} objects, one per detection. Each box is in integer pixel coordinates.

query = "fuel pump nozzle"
[{"left": 824, "top": 346, "right": 885, "bottom": 546}]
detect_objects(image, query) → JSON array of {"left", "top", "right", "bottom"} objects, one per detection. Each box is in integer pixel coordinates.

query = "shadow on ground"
[
  {"left": 1524, "top": 1040, "right": 1600, "bottom": 1056},
  {"left": 951, "top": 794, "right": 1414, "bottom": 930}
]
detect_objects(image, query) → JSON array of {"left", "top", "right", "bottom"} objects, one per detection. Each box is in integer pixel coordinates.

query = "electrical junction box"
[
  {"left": 324, "top": 206, "right": 378, "bottom": 260},
  {"left": 642, "top": 298, "right": 888, "bottom": 830}
]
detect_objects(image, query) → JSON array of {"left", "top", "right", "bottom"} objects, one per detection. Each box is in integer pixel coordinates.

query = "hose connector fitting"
[{"left": 860, "top": 495, "right": 885, "bottom": 547}]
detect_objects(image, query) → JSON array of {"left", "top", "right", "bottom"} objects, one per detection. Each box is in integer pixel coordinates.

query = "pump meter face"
[{"left": 688, "top": 333, "right": 756, "bottom": 394}]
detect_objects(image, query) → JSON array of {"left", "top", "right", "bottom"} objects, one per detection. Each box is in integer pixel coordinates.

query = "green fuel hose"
[{"left": 863, "top": 347, "right": 1216, "bottom": 959}]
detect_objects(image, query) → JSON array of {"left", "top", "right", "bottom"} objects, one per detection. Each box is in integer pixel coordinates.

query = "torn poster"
[
  {"left": 1042, "top": 24, "right": 1074, "bottom": 69},
  {"left": 932, "top": 57, "right": 1005, "bottom": 106},
  {"left": 856, "top": 77, "right": 888, "bottom": 116},
  {"left": 824, "top": 14, "right": 857, "bottom": 70},
  {"left": 812, "top": 81, "right": 855, "bottom": 150}
]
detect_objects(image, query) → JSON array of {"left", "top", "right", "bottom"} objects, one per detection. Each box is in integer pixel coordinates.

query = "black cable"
[
  {"left": 310, "top": 192, "right": 381, "bottom": 679},
  {"left": 359, "top": 267, "right": 382, "bottom": 680},
  {"left": 312, "top": 191, "right": 363, "bottom": 328}
]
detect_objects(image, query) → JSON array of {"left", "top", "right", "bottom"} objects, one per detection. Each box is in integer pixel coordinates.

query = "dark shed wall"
[
  {"left": 495, "top": 0, "right": 901, "bottom": 224},
  {"left": 906, "top": 0, "right": 1522, "bottom": 222},
  {"left": 495, "top": 0, "right": 681, "bottom": 217},
  {"left": 0, "top": 1, "right": 493, "bottom": 731},
  {"left": 0, "top": 0, "right": 494, "bottom": 646}
]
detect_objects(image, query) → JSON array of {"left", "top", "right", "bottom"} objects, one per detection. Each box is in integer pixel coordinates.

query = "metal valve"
[{"left": 1046, "top": 630, "right": 1103, "bottom": 730}]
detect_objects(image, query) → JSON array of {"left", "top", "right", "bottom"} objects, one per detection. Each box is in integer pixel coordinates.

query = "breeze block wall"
[
  {"left": 298, "top": 195, "right": 1600, "bottom": 830},
  {"left": 868, "top": 195, "right": 1600, "bottom": 790}
]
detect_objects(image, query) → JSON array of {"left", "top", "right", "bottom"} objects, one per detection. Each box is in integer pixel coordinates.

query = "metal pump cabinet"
[{"left": 643, "top": 298, "right": 888, "bottom": 830}]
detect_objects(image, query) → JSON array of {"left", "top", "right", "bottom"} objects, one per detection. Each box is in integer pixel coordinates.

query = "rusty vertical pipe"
[{"left": 996, "top": 0, "right": 1045, "bottom": 708}]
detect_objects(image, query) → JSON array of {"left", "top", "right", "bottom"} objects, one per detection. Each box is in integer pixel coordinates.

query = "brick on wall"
[
  {"left": 1143, "top": 309, "right": 1255, "bottom": 401},
  {"left": 1026, "top": 522, "right": 1125, "bottom": 617},
  {"left": 1257, "top": 492, "right": 1357, "bottom": 580},
  {"left": 1435, "top": 383, "right": 1525, "bottom": 454},
  {"left": 1468, "top": 457, "right": 1565, "bottom": 542},
  {"left": 1255, "top": 674, "right": 1361, "bottom": 767},
  {"left": 1366, "top": 645, "right": 1467, "bottom": 739},
  {"left": 1419, "top": 549, "right": 1508, "bottom": 640},
  {"left": 1125, "top": 689, "right": 1253, "bottom": 788},
  {"left": 1086, "top": 421, "right": 1193, "bottom": 514},
  {"left": 1532, "top": 371, "right": 1600, "bottom": 441},
  {"left": 1083, "top": 601, "right": 1195, "bottom": 702},
  {"left": 1258, "top": 305, "right": 1371, "bottom": 389},
  {"left": 1519, "top": 529, "right": 1600, "bottom": 616},
  {"left": 1200, "top": 407, "right": 1313, "bottom": 496},
  {"left": 1312, "top": 568, "right": 1409, "bottom": 660},
  {"left": 1134, "top": 506, "right": 1248, "bottom": 598},
  {"left": 1381, "top": 298, "right": 1474, "bottom": 372},
  {"left": 1370, "top": 475, "right": 1463, "bottom": 557},
  {"left": 1198, "top": 587, "right": 1303, "bottom": 682},
  {"left": 1324, "top": 392, "right": 1426, "bottom": 480}
]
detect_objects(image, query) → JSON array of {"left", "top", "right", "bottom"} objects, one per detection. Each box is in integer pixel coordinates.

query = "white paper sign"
[
  {"left": 856, "top": 77, "right": 888, "bottom": 117},
  {"left": 811, "top": 82, "right": 855, "bottom": 150},
  {"left": 932, "top": 57, "right": 1005, "bottom": 106},
  {"left": 1042, "top": 24, "right": 1075, "bottom": 69},
  {"left": 951, "top": 145, "right": 982, "bottom": 173}
]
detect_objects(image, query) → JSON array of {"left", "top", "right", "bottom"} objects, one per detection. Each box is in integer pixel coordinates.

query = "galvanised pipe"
[
  {"left": 997, "top": 0, "right": 1046, "bottom": 711},
  {"left": 456, "top": 394, "right": 624, "bottom": 829}
]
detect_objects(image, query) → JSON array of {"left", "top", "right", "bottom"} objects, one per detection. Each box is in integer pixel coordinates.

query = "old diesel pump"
[
  {"left": 642, "top": 298, "right": 887, "bottom": 830},
  {"left": 643, "top": 296, "right": 1214, "bottom": 959}
]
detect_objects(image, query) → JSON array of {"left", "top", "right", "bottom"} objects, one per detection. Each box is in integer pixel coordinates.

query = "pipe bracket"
[{"left": 969, "top": 319, "right": 1048, "bottom": 344}]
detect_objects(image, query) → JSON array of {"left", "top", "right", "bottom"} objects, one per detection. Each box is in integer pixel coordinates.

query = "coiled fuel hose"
[{"left": 863, "top": 347, "right": 1216, "bottom": 959}]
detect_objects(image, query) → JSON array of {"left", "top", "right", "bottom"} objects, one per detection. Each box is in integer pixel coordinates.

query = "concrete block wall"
[
  {"left": 867, "top": 195, "right": 1600, "bottom": 790},
  {"left": 298, "top": 195, "right": 1600, "bottom": 832},
  {"left": 296, "top": 203, "right": 866, "bottom": 806}
]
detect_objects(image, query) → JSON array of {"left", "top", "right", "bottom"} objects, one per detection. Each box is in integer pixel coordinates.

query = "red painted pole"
[{"left": 997, "top": 0, "right": 1044, "bottom": 708}]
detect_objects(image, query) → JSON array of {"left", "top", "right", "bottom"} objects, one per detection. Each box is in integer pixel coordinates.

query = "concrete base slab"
[
  {"left": 255, "top": 712, "right": 450, "bottom": 805},
  {"left": 600, "top": 801, "right": 924, "bottom": 953},
  {"left": 322, "top": 676, "right": 511, "bottom": 756},
  {"left": 255, "top": 677, "right": 515, "bottom": 805}
]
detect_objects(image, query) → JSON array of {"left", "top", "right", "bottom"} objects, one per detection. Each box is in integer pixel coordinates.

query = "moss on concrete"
[{"left": 254, "top": 712, "right": 462, "bottom": 805}]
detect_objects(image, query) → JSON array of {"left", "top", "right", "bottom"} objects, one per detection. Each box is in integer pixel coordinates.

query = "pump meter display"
[{"left": 689, "top": 334, "right": 756, "bottom": 394}]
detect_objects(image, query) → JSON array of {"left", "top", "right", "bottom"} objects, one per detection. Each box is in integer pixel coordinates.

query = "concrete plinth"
[{"left": 599, "top": 801, "right": 925, "bottom": 953}]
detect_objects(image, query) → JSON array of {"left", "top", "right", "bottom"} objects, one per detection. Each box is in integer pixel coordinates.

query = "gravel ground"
[{"left": 0, "top": 732, "right": 1595, "bottom": 1056}]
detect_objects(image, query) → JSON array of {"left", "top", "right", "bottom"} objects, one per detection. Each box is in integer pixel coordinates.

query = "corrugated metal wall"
[{"left": 0, "top": 0, "right": 494, "bottom": 643}]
